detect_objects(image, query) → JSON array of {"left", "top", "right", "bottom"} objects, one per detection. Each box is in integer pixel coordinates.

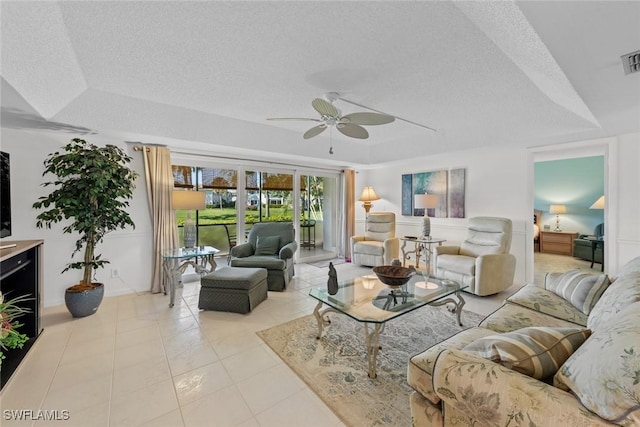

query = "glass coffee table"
[{"left": 309, "top": 273, "right": 467, "bottom": 378}]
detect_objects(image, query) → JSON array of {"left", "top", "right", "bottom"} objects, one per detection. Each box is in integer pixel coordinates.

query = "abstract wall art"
[
  {"left": 448, "top": 168, "right": 466, "bottom": 218},
  {"left": 401, "top": 169, "right": 448, "bottom": 217}
]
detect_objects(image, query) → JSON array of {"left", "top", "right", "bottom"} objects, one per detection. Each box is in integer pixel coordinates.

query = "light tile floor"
[{"left": 1, "top": 261, "right": 519, "bottom": 427}]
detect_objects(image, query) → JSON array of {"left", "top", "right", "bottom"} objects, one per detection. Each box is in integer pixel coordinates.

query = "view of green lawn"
[
  {"left": 175, "top": 206, "right": 300, "bottom": 249},
  {"left": 175, "top": 206, "right": 295, "bottom": 225}
]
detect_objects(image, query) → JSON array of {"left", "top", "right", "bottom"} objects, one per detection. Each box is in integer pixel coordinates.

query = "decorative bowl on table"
[{"left": 372, "top": 265, "right": 416, "bottom": 287}]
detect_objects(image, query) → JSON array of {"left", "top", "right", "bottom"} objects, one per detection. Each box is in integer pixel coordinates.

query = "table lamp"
[
  {"left": 172, "top": 190, "right": 206, "bottom": 248},
  {"left": 414, "top": 194, "right": 438, "bottom": 238},
  {"left": 358, "top": 186, "right": 380, "bottom": 214},
  {"left": 589, "top": 195, "right": 605, "bottom": 210},
  {"left": 549, "top": 204, "right": 566, "bottom": 232}
]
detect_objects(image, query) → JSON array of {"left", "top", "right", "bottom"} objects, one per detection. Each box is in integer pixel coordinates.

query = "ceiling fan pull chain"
[{"left": 329, "top": 127, "right": 334, "bottom": 155}]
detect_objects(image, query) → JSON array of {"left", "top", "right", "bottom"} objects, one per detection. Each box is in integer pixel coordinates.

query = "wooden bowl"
[{"left": 372, "top": 265, "right": 416, "bottom": 287}]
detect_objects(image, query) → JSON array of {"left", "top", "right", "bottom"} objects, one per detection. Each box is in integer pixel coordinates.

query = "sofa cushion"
[
  {"left": 554, "top": 302, "right": 640, "bottom": 425},
  {"left": 462, "top": 327, "right": 591, "bottom": 380},
  {"left": 255, "top": 235, "right": 280, "bottom": 255},
  {"left": 231, "top": 255, "right": 286, "bottom": 270},
  {"left": 408, "top": 327, "right": 496, "bottom": 405},
  {"left": 613, "top": 256, "right": 640, "bottom": 281},
  {"left": 544, "top": 270, "right": 610, "bottom": 315},
  {"left": 480, "top": 303, "right": 586, "bottom": 333},
  {"left": 588, "top": 268, "right": 640, "bottom": 331},
  {"left": 506, "top": 284, "right": 588, "bottom": 326}
]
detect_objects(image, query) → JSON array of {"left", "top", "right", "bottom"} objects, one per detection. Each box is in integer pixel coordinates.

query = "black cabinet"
[{"left": 0, "top": 240, "right": 43, "bottom": 390}]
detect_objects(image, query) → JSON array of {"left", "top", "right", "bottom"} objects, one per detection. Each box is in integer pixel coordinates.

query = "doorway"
[{"left": 531, "top": 146, "right": 607, "bottom": 283}]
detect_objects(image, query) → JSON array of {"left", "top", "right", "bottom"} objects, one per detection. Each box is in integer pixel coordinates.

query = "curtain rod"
[
  {"left": 132, "top": 146, "right": 150, "bottom": 152},
  {"left": 170, "top": 149, "right": 345, "bottom": 173}
]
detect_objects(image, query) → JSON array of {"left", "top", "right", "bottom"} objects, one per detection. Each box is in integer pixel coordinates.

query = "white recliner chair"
[
  {"left": 350, "top": 212, "right": 400, "bottom": 267},
  {"left": 434, "top": 217, "right": 516, "bottom": 296}
]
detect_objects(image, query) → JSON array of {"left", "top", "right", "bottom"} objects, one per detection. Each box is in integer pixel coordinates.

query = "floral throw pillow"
[{"left": 554, "top": 302, "right": 640, "bottom": 425}]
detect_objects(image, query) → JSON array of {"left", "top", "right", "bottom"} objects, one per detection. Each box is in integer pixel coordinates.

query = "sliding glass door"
[
  {"left": 297, "top": 173, "right": 339, "bottom": 263},
  {"left": 172, "top": 163, "right": 340, "bottom": 263}
]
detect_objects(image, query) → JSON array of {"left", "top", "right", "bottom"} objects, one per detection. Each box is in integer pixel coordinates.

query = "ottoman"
[{"left": 199, "top": 267, "right": 268, "bottom": 314}]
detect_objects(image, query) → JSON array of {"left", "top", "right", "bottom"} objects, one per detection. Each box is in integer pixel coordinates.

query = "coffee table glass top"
[
  {"left": 162, "top": 246, "right": 219, "bottom": 259},
  {"left": 308, "top": 274, "right": 467, "bottom": 324}
]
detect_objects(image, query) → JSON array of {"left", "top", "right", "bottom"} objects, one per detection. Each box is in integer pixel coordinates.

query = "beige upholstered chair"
[
  {"left": 434, "top": 217, "right": 516, "bottom": 296},
  {"left": 350, "top": 212, "right": 400, "bottom": 267}
]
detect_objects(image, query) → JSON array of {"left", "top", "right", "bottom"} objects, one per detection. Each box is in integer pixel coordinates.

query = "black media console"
[{"left": 0, "top": 240, "right": 43, "bottom": 390}]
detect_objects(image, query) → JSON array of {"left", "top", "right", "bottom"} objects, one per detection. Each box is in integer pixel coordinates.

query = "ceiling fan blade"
[
  {"left": 303, "top": 124, "right": 327, "bottom": 139},
  {"left": 311, "top": 98, "right": 339, "bottom": 118},
  {"left": 267, "top": 117, "right": 322, "bottom": 122},
  {"left": 342, "top": 112, "right": 395, "bottom": 126},
  {"left": 337, "top": 123, "right": 369, "bottom": 139}
]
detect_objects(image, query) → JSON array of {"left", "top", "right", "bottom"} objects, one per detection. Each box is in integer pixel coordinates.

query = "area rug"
[
  {"left": 308, "top": 258, "right": 347, "bottom": 268},
  {"left": 257, "top": 306, "right": 485, "bottom": 426}
]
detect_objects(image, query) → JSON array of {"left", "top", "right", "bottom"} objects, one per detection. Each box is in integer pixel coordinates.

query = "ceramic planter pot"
[{"left": 64, "top": 283, "right": 104, "bottom": 318}]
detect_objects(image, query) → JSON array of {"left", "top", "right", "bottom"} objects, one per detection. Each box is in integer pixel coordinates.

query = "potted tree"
[{"left": 33, "top": 138, "right": 138, "bottom": 317}]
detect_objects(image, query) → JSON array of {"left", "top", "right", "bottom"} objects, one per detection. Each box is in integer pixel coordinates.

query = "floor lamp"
[
  {"left": 358, "top": 186, "right": 380, "bottom": 215},
  {"left": 172, "top": 190, "right": 206, "bottom": 248}
]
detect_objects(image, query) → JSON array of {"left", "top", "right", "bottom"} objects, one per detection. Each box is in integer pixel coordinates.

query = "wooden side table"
[{"left": 539, "top": 231, "right": 578, "bottom": 256}]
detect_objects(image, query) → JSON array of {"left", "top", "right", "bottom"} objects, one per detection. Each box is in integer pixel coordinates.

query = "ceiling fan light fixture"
[{"left": 268, "top": 93, "right": 399, "bottom": 140}]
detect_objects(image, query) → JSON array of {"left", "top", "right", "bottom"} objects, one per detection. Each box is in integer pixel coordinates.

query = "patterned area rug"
[{"left": 257, "top": 306, "right": 485, "bottom": 426}]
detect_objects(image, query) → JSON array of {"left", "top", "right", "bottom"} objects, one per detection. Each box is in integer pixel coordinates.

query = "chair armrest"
[
  {"left": 231, "top": 242, "right": 253, "bottom": 258},
  {"left": 434, "top": 246, "right": 461, "bottom": 256},
  {"left": 351, "top": 235, "right": 365, "bottom": 244},
  {"left": 279, "top": 241, "right": 298, "bottom": 259},
  {"left": 433, "top": 349, "right": 611, "bottom": 426},
  {"left": 383, "top": 237, "right": 400, "bottom": 264},
  {"left": 475, "top": 253, "right": 516, "bottom": 294}
]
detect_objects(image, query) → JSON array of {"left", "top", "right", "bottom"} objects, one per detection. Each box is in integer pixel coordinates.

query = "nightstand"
[{"left": 540, "top": 230, "right": 579, "bottom": 256}]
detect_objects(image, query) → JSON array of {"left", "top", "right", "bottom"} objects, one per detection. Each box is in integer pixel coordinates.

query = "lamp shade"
[
  {"left": 358, "top": 186, "right": 380, "bottom": 202},
  {"left": 414, "top": 194, "right": 438, "bottom": 209},
  {"left": 172, "top": 190, "right": 206, "bottom": 210},
  {"left": 589, "top": 196, "right": 605, "bottom": 209},
  {"left": 549, "top": 204, "right": 566, "bottom": 215}
]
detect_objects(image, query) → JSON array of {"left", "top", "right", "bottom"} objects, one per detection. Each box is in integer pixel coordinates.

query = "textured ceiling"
[{"left": 1, "top": 1, "right": 639, "bottom": 168}]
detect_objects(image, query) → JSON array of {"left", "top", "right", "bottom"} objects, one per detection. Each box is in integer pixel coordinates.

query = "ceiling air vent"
[{"left": 621, "top": 50, "right": 640, "bottom": 75}]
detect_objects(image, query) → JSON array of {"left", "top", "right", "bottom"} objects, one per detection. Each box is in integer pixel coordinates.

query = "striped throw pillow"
[
  {"left": 544, "top": 270, "right": 610, "bottom": 315},
  {"left": 462, "top": 327, "right": 591, "bottom": 379}
]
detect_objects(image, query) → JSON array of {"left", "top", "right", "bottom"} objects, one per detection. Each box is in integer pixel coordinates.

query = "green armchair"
[
  {"left": 230, "top": 222, "right": 298, "bottom": 291},
  {"left": 573, "top": 223, "right": 604, "bottom": 264}
]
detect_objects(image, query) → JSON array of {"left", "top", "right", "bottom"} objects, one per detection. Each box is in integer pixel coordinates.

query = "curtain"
[
  {"left": 338, "top": 169, "right": 356, "bottom": 260},
  {"left": 143, "top": 147, "right": 178, "bottom": 293}
]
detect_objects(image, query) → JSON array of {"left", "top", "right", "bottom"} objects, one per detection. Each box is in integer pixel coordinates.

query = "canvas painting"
[
  {"left": 412, "top": 170, "right": 448, "bottom": 218},
  {"left": 448, "top": 168, "right": 466, "bottom": 218},
  {"left": 401, "top": 174, "right": 413, "bottom": 216}
]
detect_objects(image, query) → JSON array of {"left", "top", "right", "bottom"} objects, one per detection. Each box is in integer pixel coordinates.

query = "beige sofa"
[{"left": 408, "top": 256, "right": 640, "bottom": 426}]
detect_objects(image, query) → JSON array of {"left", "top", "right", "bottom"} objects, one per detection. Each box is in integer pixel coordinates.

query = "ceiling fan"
[{"left": 267, "top": 92, "right": 397, "bottom": 140}]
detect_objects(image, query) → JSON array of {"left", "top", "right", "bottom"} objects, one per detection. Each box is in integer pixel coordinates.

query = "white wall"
[
  {"left": 355, "top": 146, "right": 531, "bottom": 285},
  {"left": 613, "top": 133, "right": 640, "bottom": 268},
  {"left": 355, "top": 134, "right": 640, "bottom": 284},
  {"left": 1, "top": 128, "right": 153, "bottom": 307}
]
